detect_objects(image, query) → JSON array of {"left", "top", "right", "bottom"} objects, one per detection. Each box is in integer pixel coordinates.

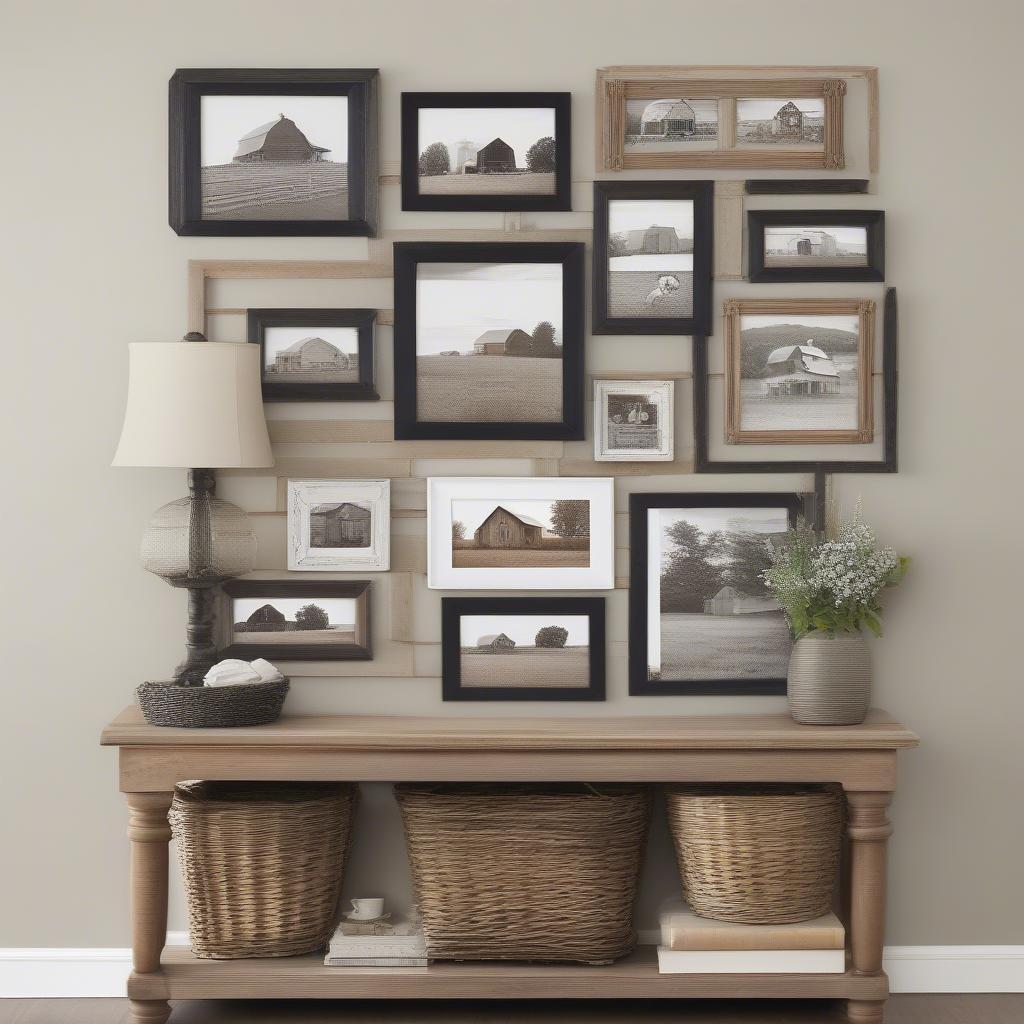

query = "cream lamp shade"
[{"left": 112, "top": 340, "right": 273, "bottom": 468}]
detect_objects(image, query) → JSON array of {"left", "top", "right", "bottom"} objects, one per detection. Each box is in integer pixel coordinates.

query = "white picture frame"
[
  {"left": 594, "top": 379, "right": 675, "bottom": 462},
  {"left": 427, "top": 477, "right": 615, "bottom": 590},
  {"left": 287, "top": 479, "right": 390, "bottom": 572}
]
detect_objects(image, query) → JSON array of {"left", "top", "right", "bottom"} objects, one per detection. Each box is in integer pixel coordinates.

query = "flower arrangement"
[{"left": 762, "top": 505, "right": 908, "bottom": 639}]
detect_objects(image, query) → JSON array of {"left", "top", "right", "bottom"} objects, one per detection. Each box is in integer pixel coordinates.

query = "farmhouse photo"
[
  {"left": 230, "top": 596, "right": 357, "bottom": 647},
  {"left": 736, "top": 97, "right": 825, "bottom": 146},
  {"left": 450, "top": 497, "right": 590, "bottom": 569},
  {"left": 764, "top": 225, "right": 869, "bottom": 268},
  {"left": 309, "top": 500, "right": 371, "bottom": 548},
  {"left": 262, "top": 325, "right": 359, "bottom": 384},
  {"left": 200, "top": 94, "right": 349, "bottom": 220},
  {"left": 624, "top": 97, "right": 719, "bottom": 151}
]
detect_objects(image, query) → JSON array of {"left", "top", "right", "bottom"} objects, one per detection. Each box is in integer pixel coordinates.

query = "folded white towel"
[
  {"left": 250, "top": 658, "right": 285, "bottom": 683},
  {"left": 203, "top": 660, "right": 262, "bottom": 688}
]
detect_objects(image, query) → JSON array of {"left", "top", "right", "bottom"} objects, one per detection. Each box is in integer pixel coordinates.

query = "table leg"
[
  {"left": 847, "top": 999, "right": 886, "bottom": 1023},
  {"left": 126, "top": 792, "right": 174, "bottom": 1024}
]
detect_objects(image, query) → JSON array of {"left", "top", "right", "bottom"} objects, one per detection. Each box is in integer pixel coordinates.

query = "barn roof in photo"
[
  {"left": 642, "top": 99, "right": 696, "bottom": 122},
  {"left": 481, "top": 505, "right": 545, "bottom": 530},
  {"left": 766, "top": 344, "right": 840, "bottom": 379},
  {"left": 473, "top": 328, "right": 529, "bottom": 346},
  {"left": 278, "top": 336, "right": 344, "bottom": 355},
  {"left": 233, "top": 114, "right": 330, "bottom": 160},
  {"left": 310, "top": 501, "right": 371, "bottom": 518},
  {"left": 477, "top": 633, "right": 515, "bottom": 646}
]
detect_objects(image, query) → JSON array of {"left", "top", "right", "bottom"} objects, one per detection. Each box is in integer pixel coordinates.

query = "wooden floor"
[{"left": 2, "top": 997, "right": 1023, "bottom": 1024}]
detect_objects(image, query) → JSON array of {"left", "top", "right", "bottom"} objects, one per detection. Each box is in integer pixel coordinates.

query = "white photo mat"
[
  {"left": 288, "top": 479, "right": 390, "bottom": 571},
  {"left": 594, "top": 379, "right": 675, "bottom": 462}
]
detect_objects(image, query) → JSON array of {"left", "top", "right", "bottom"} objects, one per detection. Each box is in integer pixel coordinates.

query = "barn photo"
[
  {"left": 309, "top": 501, "right": 371, "bottom": 548},
  {"left": 736, "top": 97, "right": 825, "bottom": 145},
  {"left": 764, "top": 225, "right": 869, "bottom": 268},
  {"left": 262, "top": 325, "right": 359, "bottom": 384},
  {"left": 230, "top": 596, "right": 357, "bottom": 646},
  {"left": 624, "top": 97, "right": 719, "bottom": 151},
  {"left": 199, "top": 94, "right": 349, "bottom": 220}
]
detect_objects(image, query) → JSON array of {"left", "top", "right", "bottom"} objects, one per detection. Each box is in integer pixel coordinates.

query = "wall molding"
[{"left": 1, "top": 939, "right": 1021, "bottom": 997}]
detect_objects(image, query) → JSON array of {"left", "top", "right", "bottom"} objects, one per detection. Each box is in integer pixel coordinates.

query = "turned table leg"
[
  {"left": 847, "top": 791, "right": 893, "bottom": 1023},
  {"left": 126, "top": 792, "right": 174, "bottom": 1024}
]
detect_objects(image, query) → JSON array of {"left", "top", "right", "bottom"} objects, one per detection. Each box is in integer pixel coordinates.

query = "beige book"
[{"left": 661, "top": 903, "right": 845, "bottom": 951}]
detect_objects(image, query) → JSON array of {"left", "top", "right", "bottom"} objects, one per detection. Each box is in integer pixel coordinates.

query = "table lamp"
[{"left": 113, "top": 333, "right": 274, "bottom": 684}]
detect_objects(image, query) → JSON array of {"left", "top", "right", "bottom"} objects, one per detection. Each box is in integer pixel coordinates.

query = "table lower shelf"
[{"left": 128, "top": 946, "right": 888, "bottom": 1001}]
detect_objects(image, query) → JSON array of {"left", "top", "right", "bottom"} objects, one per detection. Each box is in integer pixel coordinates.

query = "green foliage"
[
  {"left": 535, "top": 625, "right": 569, "bottom": 648},
  {"left": 418, "top": 141, "right": 450, "bottom": 176},
  {"left": 294, "top": 603, "right": 330, "bottom": 631},
  {"left": 525, "top": 136, "right": 556, "bottom": 172}
]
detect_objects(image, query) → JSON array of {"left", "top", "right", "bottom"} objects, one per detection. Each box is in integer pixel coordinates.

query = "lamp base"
[{"left": 174, "top": 586, "right": 219, "bottom": 686}]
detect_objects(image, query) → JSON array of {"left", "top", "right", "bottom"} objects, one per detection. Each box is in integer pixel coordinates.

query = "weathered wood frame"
[
  {"left": 725, "top": 297, "right": 876, "bottom": 445},
  {"left": 593, "top": 379, "right": 675, "bottom": 463}
]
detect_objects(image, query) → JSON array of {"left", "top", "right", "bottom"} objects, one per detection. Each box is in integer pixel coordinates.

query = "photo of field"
[
  {"left": 764, "top": 226, "right": 868, "bottom": 269},
  {"left": 201, "top": 162, "right": 348, "bottom": 220},
  {"left": 419, "top": 172, "right": 555, "bottom": 196},
  {"left": 658, "top": 611, "right": 790, "bottom": 680}
]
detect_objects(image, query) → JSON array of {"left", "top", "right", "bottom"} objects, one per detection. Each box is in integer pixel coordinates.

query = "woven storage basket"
[
  {"left": 665, "top": 784, "right": 844, "bottom": 925},
  {"left": 395, "top": 783, "right": 652, "bottom": 964},
  {"left": 136, "top": 678, "right": 289, "bottom": 728},
  {"left": 169, "top": 781, "right": 356, "bottom": 959}
]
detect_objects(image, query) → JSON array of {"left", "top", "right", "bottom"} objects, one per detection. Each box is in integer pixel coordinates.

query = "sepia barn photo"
[{"left": 262, "top": 326, "right": 359, "bottom": 384}]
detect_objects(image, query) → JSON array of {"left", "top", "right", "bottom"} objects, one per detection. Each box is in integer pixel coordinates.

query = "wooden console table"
[{"left": 101, "top": 706, "right": 918, "bottom": 1023}]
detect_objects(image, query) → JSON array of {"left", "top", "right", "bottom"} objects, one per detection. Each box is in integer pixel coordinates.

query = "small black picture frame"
[
  {"left": 220, "top": 579, "right": 372, "bottom": 662},
  {"left": 169, "top": 68, "right": 379, "bottom": 236},
  {"left": 748, "top": 210, "right": 885, "bottom": 283},
  {"left": 393, "top": 241, "right": 585, "bottom": 440},
  {"left": 592, "top": 180, "right": 714, "bottom": 337},
  {"left": 442, "top": 597, "right": 605, "bottom": 702},
  {"left": 247, "top": 308, "right": 379, "bottom": 402},
  {"left": 401, "top": 92, "right": 571, "bottom": 212},
  {"left": 628, "top": 492, "right": 807, "bottom": 697}
]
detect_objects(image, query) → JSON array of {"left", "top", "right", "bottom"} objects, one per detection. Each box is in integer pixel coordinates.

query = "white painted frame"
[
  {"left": 287, "top": 479, "right": 390, "bottom": 572},
  {"left": 594, "top": 379, "right": 675, "bottom": 463},
  {"left": 427, "top": 477, "right": 615, "bottom": 590}
]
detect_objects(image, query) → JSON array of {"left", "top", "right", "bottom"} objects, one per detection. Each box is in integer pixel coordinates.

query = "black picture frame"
[
  {"left": 748, "top": 210, "right": 885, "bottom": 283},
  {"left": 441, "top": 597, "right": 605, "bottom": 702},
  {"left": 169, "top": 68, "right": 379, "bottom": 237},
  {"left": 247, "top": 308, "right": 379, "bottom": 402},
  {"left": 745, "top": 179, "right": 870, "bottom": 195},
  {"left": 628, "top": 492, "right": 807, "bottom": 697},
  {"left": 591, "top": 180, "right": 714, "bottom": 336},
  {"left": 220, "top": 579, "right": 371, "bottom": 662},
  {"left": 400, "top": 92, "right": 571, "bottom": 212},
  {"left": 393, "top": 241, "right": 585, "bottom": 440},
  {"left": 694, "top": 287, "right": 899, "bottom": 474}
]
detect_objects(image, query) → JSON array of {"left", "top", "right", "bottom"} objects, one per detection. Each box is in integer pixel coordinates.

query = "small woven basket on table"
[
  {"left": 169, "top": 781, "right": 357, "bottom": 959},
  {"left": 395, "top": 782, "right": 652, "bottom": 964},
  {"left": 665, "top": 783, "right": 845, "bottom": 925},
  {"left": 136, "top": 678, "right": 289, "bottom": 728}
]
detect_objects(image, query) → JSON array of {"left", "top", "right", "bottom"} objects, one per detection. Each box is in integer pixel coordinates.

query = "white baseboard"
[{"left": 1, "top": 939, "right": 1021, "bottom": 997}]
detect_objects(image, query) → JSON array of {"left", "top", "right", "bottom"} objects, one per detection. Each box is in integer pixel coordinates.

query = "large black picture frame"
[
  {"left": 169, "top": 68, "right": 379, "bottom": 236},
  {"left": 401, "top": 92, "right": 571, "bottom": 212},
  {"left": 591, "top": 180, "right": 714, "bottom": 336},
  {"left": 628, "top": 492, "right": 807, "bottom": 697},
  {"left": 748, "top": 209, "right": 885, "bottom": 283},
  {"left": 393, "top": 241, "right": 586, "bottom": 441},
  {"left": 247, "top": 308, "right": 379, "bottom": 402},
  {"left": 441, "top": 597, "right": 605, "bottom": 702}
]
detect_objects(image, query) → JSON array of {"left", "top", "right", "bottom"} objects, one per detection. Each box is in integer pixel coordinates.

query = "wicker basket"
[
  {"left": 136, "top": 678, "right": 289, "bottom": 728},
  {"left": 395, "top": 783, "right": 652, "bottom": 964},
  {"left": 169, "top": 781, "right": 357, "bottom": 958},
  {"left": 665, "top": 784, "right": 844, "bottom": 925}
]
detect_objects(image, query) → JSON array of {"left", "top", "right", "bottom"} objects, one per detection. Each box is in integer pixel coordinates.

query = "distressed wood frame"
[{"left": 593, "top": 379, "right": 675, "bottom": 463}]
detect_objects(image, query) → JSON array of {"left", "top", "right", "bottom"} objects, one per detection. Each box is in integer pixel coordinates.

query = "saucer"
[{"left": 344, "top": 911, "right": 391, "bottom": 923}]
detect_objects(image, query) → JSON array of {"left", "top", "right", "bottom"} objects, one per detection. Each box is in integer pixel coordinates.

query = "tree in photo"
[
  {"left": 294, "top": 603, "right": 330, "bottom": 631},
  {"left": 452, "top": 520, "right": 467, "bottom": 543},
  {"left": 608, "top": 232, "right": 630, "bottom": 258},
  {"left": 660, "top": 520, "right": 726, "bottom": 613},
  {"left": 549, "top": 499, "right": 590, "bottom": 538},
  {"left": 725, "top": 530, "right": 775, "bottom": 596},
  {"left": 531, "top": 320, "right": 558, "bottom": 356},
  {"left": 535, "top": 625, "right": 569, "bottom": 648},
  {"left": 525, "top": 136, "right": 556, "bottom": 173},
  {"left": 418, "top": 142, "right": 450, "bottom": 177}
]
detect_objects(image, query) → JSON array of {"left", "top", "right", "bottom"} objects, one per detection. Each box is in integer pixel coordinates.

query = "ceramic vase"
[{"left": 787, "top": 631, "right": 871, "bottom": 725}]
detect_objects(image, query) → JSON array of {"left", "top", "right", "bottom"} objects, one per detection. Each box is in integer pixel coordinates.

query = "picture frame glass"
[
  {"left": 263, "top": 326, "right": 359, "bottom": 386},
  {"left": 763, "top": 225, "right": 869, "bottom": 270},
  {"left": 625, "top": 97, "right": 719, "bottom": 152},
  {"left": 231, "top": 595, "right": 358, "bottom": 649},
  {"left": 288, "top": 480, "right": 390, "bottom": 571}
]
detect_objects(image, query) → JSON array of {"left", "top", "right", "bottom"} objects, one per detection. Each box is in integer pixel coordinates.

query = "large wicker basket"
[
  {"left": 169, "top": 781, "right": 357, "bottom": 959},
  {"left": 395, "top": 783, "right": 652, "bottom": 964},
  {"left": 665, "top": 784, "right": 844, "bottom": 925},
  {"left": 137, "top": 678, "right": 289, "bottom": 728}
]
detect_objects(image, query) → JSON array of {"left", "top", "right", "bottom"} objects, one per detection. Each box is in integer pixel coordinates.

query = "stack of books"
[
  {"left": 324, "top": 917, "right": 428, "bottom": 967},
  {"left": 657, "top": 902, "right": 845, "bottom": 974}
]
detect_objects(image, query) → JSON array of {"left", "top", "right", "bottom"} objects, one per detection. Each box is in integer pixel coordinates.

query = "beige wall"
[{"left": 2, "top": 0, "right": 1023, "bottom": 948}]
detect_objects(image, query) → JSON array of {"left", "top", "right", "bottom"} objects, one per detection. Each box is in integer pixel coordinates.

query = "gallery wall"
[{"left": 2, "top": 0, "right": 1022, "bottom": 948}]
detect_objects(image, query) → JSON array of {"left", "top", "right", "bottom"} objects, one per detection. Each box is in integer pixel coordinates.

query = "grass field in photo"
[
  {"left": 201, "top": 162, "right": 349, "bottom": 220},
  {"left": 232, "top": 627, "right": 356, "bottom": 645},
  {"left": 452, "top": 547, "right": 589, "bottom": 569},
  {"left": 419, "top": 172, "right": 555, "bottom": 196},
  {"left": 266, "top": 366, "right": 358, "bottom": 384},
  {"left": 460, "top": 646, "right": 589, "bottom": 688},
  {"left": 765, "top": 253, "right": 868, "bottom": 268},
  {"left": 740, "top": 352, "right": 859, "bottom": 432},
  {"left": 608, "top": 270, "right": 694, "bottom": 319},
  {"left": 656, "top": 611, "right": 790, "bottom": 681},
  {"left": 416, "top": 354, "right": 562, "bottom": 422}
]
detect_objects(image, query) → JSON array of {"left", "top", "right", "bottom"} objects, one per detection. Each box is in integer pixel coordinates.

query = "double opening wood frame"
[
  {"left": 599, "top": 74, "right": 846, "bottom": 171},
  {"left": 441, "top": 596, "right": 606, "bottom": 702},
  {"left": 219, "top": 579, "right": 372, "bottom": 662},
  {"left": 591, "top": 180, "right": 714, "bottom": 336},
  {"left": 247, "top": 307, "right": 379, "bottom": 402},
  {"left": 400, "top": 92, "right": 572, "bottom": 213},
  {"left": 169, "top": 68, "right": 379, "bottom": 237},
  {"left": 725, "top": 297, "right": 875, "bottom": 446},
  {"left": 748, "top": 210, "right": 885, "bottom": 284}
]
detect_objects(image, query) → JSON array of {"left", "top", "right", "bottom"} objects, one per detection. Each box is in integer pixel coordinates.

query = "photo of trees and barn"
[
  {"left": 647, "top": 506, "right": 791, "bottom": 682},
  {"left": 231, "top": 597, "right": 357, "bottom": 646}
]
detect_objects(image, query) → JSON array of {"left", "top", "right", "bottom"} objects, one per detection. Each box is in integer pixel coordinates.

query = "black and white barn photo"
[
  {"left": 624, "top": 97, "right": 719, "bottom": 151},
  {"left": 288, "top": 479, "right": 390, "bottom": 571},
  {"left": 736, "top": 98, "right": 825, "bottom": 146},
  {"left": 764, "top": 225, "right": 868, "bottom": 268},
  {"left": 263, "top": 326, "right": 358, "bottom": 384}
]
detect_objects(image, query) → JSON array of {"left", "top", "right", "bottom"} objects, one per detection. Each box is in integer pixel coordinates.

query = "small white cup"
[{"left": 349, "top": 897, "right": 384, "bottom": 920}]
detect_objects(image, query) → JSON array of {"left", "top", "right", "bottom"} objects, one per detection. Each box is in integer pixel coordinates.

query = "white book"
[
  {"left": 656, "top": 945, "right": 846, "bottom": 974},
  {"left": 324, "top": 956, "right": 429, "bottom": 968}
]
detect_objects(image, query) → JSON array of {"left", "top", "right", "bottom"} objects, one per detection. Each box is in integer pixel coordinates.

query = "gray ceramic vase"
[{"left": 787, "top": 631, "right": 871, "bottom": 725}]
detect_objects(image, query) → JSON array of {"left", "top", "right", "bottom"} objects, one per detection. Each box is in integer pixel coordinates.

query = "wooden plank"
[
  {"left": 392, "top": 478, "right": 428, "bottom": 511},
  {"left": 189, "top": 259, "right": 393, "bottom": 281},
  {"left": 714, "top": 180, "right": 745, "bottom": 281},
  {"left": 590, "top": 370, "right": 692, "bottom": 381},
  {"left": 271, "top": 436, "right": 566, "bottom": 459},
  {"left": 269, "top": 420, "right": 394, "bottom": 443},
  {"left": 389, "top": 573, "right": 414, "bottom": 643},
  {"left": 221, "top": 458, "right": 412, "bottom": 479},
  {"left": 558, "top": 458, "right": 696, "bottom": 476},
  {"left": 393, "top": 534, "right": 427, "bottom": 574}
]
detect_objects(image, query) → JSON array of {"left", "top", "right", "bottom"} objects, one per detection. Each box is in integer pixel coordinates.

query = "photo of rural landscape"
[
  {"left": 308, "top": 500, "right": 372, "bottom": 549},
  {"left": 415, "top": 262, "right": 563, "bottom": 422},
  {"left": 451, "top": 498, "right": 590, "bottom": 569},
  {"left": 458, "top": 613, "right": 591, "bottom": 689},
  {"left": 647, "top": 506, "right": 791, "bottom": 683},
  {"left": 764, "top": 226, "right": 869, "bottom": 269},
  {"left": 607, "top": 199, "right": 694, "bottom": 318},
  {"left": 738, "top": 313, "right": 862, "bottom": 433},
  {"left": 736, "top": 98, "right": 825, "bottom": 146},
  {"left": 231, "top": 597, "right": 356, "bottom": 647},
  {"left": 416, "top": 107, "right": 557, "bottom": 195},
  {"left": 624, "top": 97, "right": 719, "bottom": 151},
  {"left": 262, "top": 325, "right": 359, "bottom": 384},
  {"left": 200, "top": 94, "right": 349, "bottom": 220}
]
